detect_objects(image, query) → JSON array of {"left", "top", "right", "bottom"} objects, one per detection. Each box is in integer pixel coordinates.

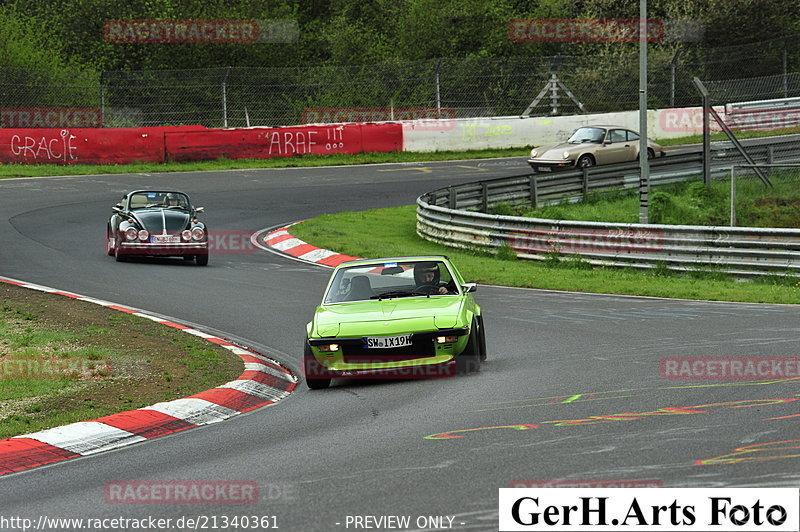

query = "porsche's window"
[
  {"left": 568, "top": 127, "right": 606, "bottom": 144},
  {"left": 609, "top": 130, "right": 627, "bottom": 143},
  {"left": 627, "top": 130, "right": 640, "bottom": 141},
  {"left": 128, "top": 192, "right": 190, "bottom": 210},
  {"left": 325, "top": 260, "right": 458, "bottom": 303}
]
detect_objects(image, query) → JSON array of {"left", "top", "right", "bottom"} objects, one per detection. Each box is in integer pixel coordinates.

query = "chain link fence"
[{"left": 1, "top": 35, "right": 799, "bottom": 128}]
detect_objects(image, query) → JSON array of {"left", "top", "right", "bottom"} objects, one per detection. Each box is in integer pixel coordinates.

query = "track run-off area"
[{"left": 0, "top": 155, "right": 798, "bottom": 531}]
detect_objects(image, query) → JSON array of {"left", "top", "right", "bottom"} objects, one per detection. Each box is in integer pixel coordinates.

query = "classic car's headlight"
[
  {"left": 191, "top": 227, "right": 205, "bottom": 241},
  {"left": 530, "top": 150, "right": 538, "bottom": 158},
  {"left": 124, "top": 227, "right": 138, "bottom": 241},
  {"left": 137, "top": 230, "right": 149, "bottom": 241},
  {"left": 562, "top": 151, "right": 571, "bottom": 159},
  {"left": 318, "top": 344, "right": 339, "bottom": 352},
  {"left": 182, "top": 230, "right": 192, "bottom": 241}
]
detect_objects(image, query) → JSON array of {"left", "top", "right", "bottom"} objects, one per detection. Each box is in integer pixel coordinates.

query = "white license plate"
[
  {"left": 537, "top": 166, "right": 552, "bottom": 172},
  {"left": 152, "top": 235, "right": 180, "bottom": 244},
  {"left": 364, "top": 334, "right": 412, "bottom": 349}
]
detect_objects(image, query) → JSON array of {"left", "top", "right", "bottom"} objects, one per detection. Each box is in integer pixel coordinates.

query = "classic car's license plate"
[
  {"left": 152, "top": 235, "right": 180, "bottom": 244},
  {"left": 365, "top": 334, "right": 412, "bottom": 349}
]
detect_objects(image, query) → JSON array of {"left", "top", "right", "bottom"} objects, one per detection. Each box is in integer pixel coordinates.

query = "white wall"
[{"left": 399, "top": 107, "right": 714, "bottom": 152}]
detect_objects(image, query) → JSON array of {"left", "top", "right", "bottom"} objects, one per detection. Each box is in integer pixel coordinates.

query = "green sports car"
[{"left": 304, "top": 256, "right": 486, "bottom": 389}]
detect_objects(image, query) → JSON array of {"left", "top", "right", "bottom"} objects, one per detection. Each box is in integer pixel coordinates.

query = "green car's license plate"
[{"left": 365, "top": 334, "right": 412, "bottom": 349}]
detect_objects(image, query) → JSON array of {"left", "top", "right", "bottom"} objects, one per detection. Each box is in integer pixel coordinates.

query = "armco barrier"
[
  {"left": 0, "top": 123, "right": 402, "bottom": 165},
  {"left": 417, "top": 199, "right": 800, "bottom": 276},
  {"left": 416, "top": 136, "right": 800, "bottom": 276},
  {"left": 164, "top": 123, "right": 402, "bottom": 162}
]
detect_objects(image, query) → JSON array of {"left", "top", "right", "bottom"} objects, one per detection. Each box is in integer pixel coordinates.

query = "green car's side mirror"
[{"left": 461, "top": 283, "right": 477, "bottom": 293}]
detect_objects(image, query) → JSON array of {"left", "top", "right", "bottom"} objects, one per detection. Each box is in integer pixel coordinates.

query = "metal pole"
[
  {"left": 730, "top": 165, "right": 736, "bottom": 227},
  {"left": 783, "top": 48, "right": 788, "bottom": 98},
  {"left": 435, "top": 58, "right": 443, "bottom": 118},
  {"left": 222, "top": 67, "right": 231, "bottom": 128},
  {"left": 638, "top": 0, "right": 650, "bottom": 224},
  {"left": 100, "top": 71, "right": 105, "bottom": 127},
  {"left": 693, "top": 77, "right": 711, "bottom": 186}
]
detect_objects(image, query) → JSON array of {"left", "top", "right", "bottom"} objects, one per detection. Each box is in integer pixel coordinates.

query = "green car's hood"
[{"left": 313, "top": 296, "right": 465, "bottom": 338}]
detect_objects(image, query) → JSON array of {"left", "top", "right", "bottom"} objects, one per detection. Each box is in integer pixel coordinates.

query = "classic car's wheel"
[
  {"left": 647, "top": 148, "right": 655, "bottom": 160},
  {"left": 576, "top": 154, "right": 595, "bottom": 168},
  {"left": 304, "top": 341, "right": 331, "bottom": 389},
  {"left": 477, "top": 315, "right": 487, "bottom": 362},
  {"left": 114, "top": 241, "right": 127, "bottom": 262},
  {"left": 195, "top": 253, "right": 209, "bottom": 266},
  {"left": 456, "top": 320, "right": 481, "bottom": 375},
  {"left": 106, "top": 229, "right": 114, "bottom": 256}
]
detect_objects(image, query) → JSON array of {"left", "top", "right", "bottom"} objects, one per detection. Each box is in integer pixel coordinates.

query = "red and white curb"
[
  {"left": 258, "top": 224, "right": 361, "bottom": 268},
  {"left": 0, "top": 277, "right": 297, "bottom": 476}
]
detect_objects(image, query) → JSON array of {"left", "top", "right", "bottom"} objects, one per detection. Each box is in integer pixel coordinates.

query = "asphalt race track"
[{"left": 1, "top": 156, "right": 799, "bottom": 531}]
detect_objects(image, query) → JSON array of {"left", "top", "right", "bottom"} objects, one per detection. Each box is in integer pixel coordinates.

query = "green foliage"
[{"left": 495, "top": 243, "right": 517, "bottom": 261}]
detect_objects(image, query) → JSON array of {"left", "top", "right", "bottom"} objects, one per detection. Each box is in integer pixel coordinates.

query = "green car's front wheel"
[
  {"left": 456, "top": 320, "right": 481, "bottom": 375},
  {"left": 304, "top": 341, "right": 331, "bottom": 389}
]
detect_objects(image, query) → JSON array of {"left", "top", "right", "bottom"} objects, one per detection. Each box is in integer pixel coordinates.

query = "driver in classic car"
[{"left": 413, "top": 262, "right": 454, "bottom": 295}]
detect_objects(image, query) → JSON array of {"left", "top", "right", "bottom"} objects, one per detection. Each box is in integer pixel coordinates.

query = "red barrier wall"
[
  {"left": 164, "top": 123, "right": 402, "bottom": 162},
  {"left": 0, "top": 126, "right": 206, "bottom": 165},
  {"left": 0, "top": 123, "right": 401, "bottom": 165}
]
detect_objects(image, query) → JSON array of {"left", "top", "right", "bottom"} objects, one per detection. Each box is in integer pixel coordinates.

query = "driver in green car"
[{"left": 414, "top": 262, "right": 455, "bottom": 295}]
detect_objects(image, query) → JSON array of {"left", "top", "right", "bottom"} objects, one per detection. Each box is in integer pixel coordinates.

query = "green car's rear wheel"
[
  {"left": 304, "top": 341, "right": 331, "bottom": 389},
  {"left": 456, "top": 320, "right": 481, "bottom": 375}
]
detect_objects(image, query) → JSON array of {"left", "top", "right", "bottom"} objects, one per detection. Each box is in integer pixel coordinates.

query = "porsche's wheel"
[
  {"left": 647, "top": 148, "right": 655, "bottom": 160},
  {"left": 304, "top": 341, "right": 331, "bottom": 389},
  {"left": 195, "top": 254, "right": 209, "bottom": 266},
  {"left": 477, "top": 315, "right": 487, "bottom": 362},
  {"left": 576, "top": 154, "right": 595, "bottom": 168},
  {"left": 456, "top": 320, "right": 481, "bottom": 375}
]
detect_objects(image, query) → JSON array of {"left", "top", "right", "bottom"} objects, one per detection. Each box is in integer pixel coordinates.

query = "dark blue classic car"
[{"left": 107, "top": 190, "right": 209, "bottom": 265}]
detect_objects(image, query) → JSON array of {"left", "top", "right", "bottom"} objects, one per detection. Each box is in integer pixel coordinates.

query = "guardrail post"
[
  {"left": 481, "top": 182, "right": 488, "bottom": 212},
  {"left": 767, "top": 145, "right": 775, "bottom": 165},
  {"left": 430, "top": 192, "right": 437, "bottom": 206},
  {"left": 582, "top": 167, "right": 589, "bottom": 199},
  {"left": 448, "top": 186, "right": 456, "bottom": 209},
  {"left": 529, "top": 175, "right": 538, "bottom": 208}
]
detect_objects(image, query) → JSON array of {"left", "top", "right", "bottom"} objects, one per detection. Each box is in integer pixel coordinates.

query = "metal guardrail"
[{"left": 417, "top": 136, "right": 800, "bottom": 275}]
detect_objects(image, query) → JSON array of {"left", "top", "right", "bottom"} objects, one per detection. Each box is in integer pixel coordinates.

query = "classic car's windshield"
[
  {"left": 568, "top": 127, "right": 606, "bottom": 144},
  {"left": 324, "top": 260, "right": 458, "bottom": 303},
  {"left": 128, "top": 191, "right": 191, "bottom": 210}
]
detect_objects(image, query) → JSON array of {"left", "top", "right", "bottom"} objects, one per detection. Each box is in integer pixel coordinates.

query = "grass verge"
[
  {"left": 289, "top": 205, "right": 800, "bottom": 304},
  {"left": 0, "top": 283, "right": 243, "bottom": 439}
]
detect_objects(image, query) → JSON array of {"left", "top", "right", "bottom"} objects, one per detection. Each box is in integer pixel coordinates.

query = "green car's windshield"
[{"left": 324, "top": 260, "right": 459, "bottom": 303}]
